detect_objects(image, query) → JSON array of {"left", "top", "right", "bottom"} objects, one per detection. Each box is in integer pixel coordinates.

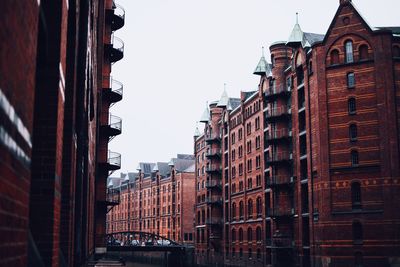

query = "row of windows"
[
  {"left": 330, "top": 41, "right": 369, "bottom": 65},
  {"left": 231, "top": 197, "right": 263, "bottom": 220},
  {"left": 231, "top": 175, "right": 262, "bottom": 194},
  {"left": 231, "top": 226, "right": 262, "bottom": 242}
]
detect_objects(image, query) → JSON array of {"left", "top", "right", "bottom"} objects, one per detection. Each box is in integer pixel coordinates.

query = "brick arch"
[{"left": 325, "top": 33, "right": 373, "bottom": 64}]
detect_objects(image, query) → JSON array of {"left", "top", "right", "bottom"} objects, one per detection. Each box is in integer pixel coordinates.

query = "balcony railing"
[
  {"left": 106, "top": 188, "right": 120, "bottom": 206},
  {"left": 107, "top": 150, "right": 121, "bottom": 171},
  {"left": 264, "top": 85, "right": 291, "bottom": 100},
  {"left": 206, "top": 180, "right": 222, "bottom": 189},
  {"left": 266, "top": 128, "right": 292, "bottom": 142},
  {"left": 205, "top": 217, "right": 223, "bottom": 225},
  {"left": 105, "top": 34, "right": 124, "bottom": 63},
  {"left": 101, "top": 113, "right": 122, "bottom": 139},
  {"left": 205, "top": 165, "right": 222, "bottom": 174},
  {"left": 205, "top": 196, "right": 223, "bottom": 205},
  {"left": 265, "top": 106, "right": 291, "bottom": 120},
  {"left": 103, "top": 76, "right": 123, "bottom": 104},
  {"left": 266, "top": 152, "right": 292, "bottom": 165},
  {"left": 266, "top": 175, "right": 294, "bottom": 187},
  {"left": 205, "top": 134, "right": 221, "bottom": 143},
  {"left": 111, "top": 3, "right": 125, "bottom": 31},
  {"left": 205, "top": 149, "right": 221, "bottom": 158}
]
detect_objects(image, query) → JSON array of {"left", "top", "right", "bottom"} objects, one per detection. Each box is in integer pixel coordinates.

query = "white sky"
[{"left": 109, "top": 0, "right": 399, "bottom": 175}]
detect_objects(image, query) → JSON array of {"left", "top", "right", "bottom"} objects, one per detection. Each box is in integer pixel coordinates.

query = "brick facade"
[
  {"left": 106, "top": 155, "right": 196, "bottom": 245},
  {"left": 194, "top": 1, "right": 400, "bottom": 266},
  {"left": 0, "top": 0, "right": 125, "bottom": 266}
]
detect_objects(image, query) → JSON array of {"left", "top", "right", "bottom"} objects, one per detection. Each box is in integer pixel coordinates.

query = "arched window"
[
  {"left": 232, "top": 203, "right": 237, "bottom": 220},
  {"left": 248, "top": 199, "right": 253, "bottom": 218},
  {"left": 348, "top": 98, "right": 356, "bottom": 114},
  {"left": 247, "top": 227, "right": 253, "bottom": 242},
  {"left": 359, "top": 44, "right": 368, "bottom": 61},
  {"left": 239, "top": 228, "right": 243, "bottom": 242},
  {"left": 239, "top": 248, "right": 243, "bottom": 258},
  {"left": 347, "top": 72, "right": 355, "bottom": 88},
  {"left": 330, "top": 49, "right": 340, "bottom": 65},
  {"left": 353, "top": 221, "right": 363, "bottom": 244},
  {"left": 345, "top": 40, "right": 354, "bottom": 63},
  {"left": 351, "top": 182, "right": 362, "bottom": 209},
  {"left": 248, "top": 248, "right": 253, "bottom": 259},
  {"left": 349, "top": 124, "right": 357, "bottom": 141},
  {"left": 256, "top": 226, "right": 262, "bottom": 241},
  {"left": 239, "top": 201, "right": 244, "bottom": 219},
  {"left": 351, "top": 150, "right": 359, "bottom": 166},
  {"left": 393, "top": 46, "right": 400, "bottom": 58},
  {"left": 256, "top": 197, "right": 262, "bottom": 217},
  {"left": 232, "top": 228, "right": 236, "bottom": 242}
]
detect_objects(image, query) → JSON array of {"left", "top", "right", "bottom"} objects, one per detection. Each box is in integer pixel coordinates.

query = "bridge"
[{"left": 106, "top": 231, "right": 186, "bottom": 252}]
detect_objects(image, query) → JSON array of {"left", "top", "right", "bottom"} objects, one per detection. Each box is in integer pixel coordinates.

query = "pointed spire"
[
  {"left": 253, "top": 46, "right": 271, "bottom": 76},
  {"left": 227, "top": 98, "right": 233, "bottom": 111},
  {"left": 152, "top": 163, "right": 159, "bottom": 172},
  {"left": 217, "top": 84, "right": 230, "bottom": 107},
  {"left": 194, "top": 122, "right": 201, "bottom": 137},
  {"left": 199, "top": 102, "right": 210, "bottom": 123},
  {"left": 286, "top": 12, "right": 304, "bottom": 47}
]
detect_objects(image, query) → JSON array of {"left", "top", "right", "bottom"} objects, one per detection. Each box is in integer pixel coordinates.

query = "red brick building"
[
  {"left": 194, "top": 1, "right": 400, "bottom": 266},
  {"left": 106, "top": 155, "right": 196, "bottom": 245},
  {"left": 0, "top": 0, "right": 125, "bottom": 266}
]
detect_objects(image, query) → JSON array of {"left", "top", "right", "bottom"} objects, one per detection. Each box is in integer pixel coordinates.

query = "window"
[
  {"left": 345, "top": 40, "right": 354, "bottom": 63},
  {"left": 271, "top": 54, "right": 275, "bottom": 67},
  {"left": 247, "top": 141, "right": 252, "bottom": 154},
  {"left": 256, "top": 175, "right": 261, "bottom": 187},
  {"left": 286, "top": 76, "right": 292, "bottom": 90},
  {"left": 247, "top": 159, "right": 252, "bottom": 172},
  {"left": 353, "top": 221, "right": 363, "bottom": 244},
  {"left": 248, "top": 248, "right": 252, "bottom": 259},
  {"left": 256, "top": 197, "right": 262, "bottom": 217},
  {"left": 257, "top": 249, "right": 261, "bottom": 260},
  {"left": 359, "top": 44, "right": 368, "bottom": 61},
  {"left": 247, "top": 227, "right": 253, "bottom": 242},
  {"left": 308, "top": 61, "right": 313, "bottom": 74},
  {"left": 232, "top": 166, "right": 236, "bottom": 178},
  {"left": 232, "top": 183, "right": 236, "bottom": 194},
  {"left": 232, "top": 229, "right": 236, "bottom": 242},
  {"left": 239, "top": 228, "right": 243, "bottom": 242},
  {"left": 232, "top": 203, "right": 237, "bottom": 220},
  {"left": 248, "top": 199, "right": 253, "bottom": 218},
  {"left": 238, "top": 128, "right": 243, "bottom": 140},
  {"left": 232, "top": 149, "right": 236, "bottom": 161},
  {"left": 239, "top": 201, "right": 244, "bottom": 219},
  {"left": 256, "top": 155, "right": 261, "bottom": 168},
  {"left": 255, "top": 117, "right": 260, "bottom": 130},
  {"left": 239, "top": 248, "right": 243, "bottom": 259},
  {"left": 330, "top": 49, "right": 339, "bottom": 65},
  {"left": 247, "top": 122, "right": 252, "bottom": 135},
  {"left": 256, "top": 226, "right": 262, "bottom": 241},
  {"left": 349, "top": 124, "right": 357, "bottom": 141},
  {"left": 256, "top": 136, "right": 261, "bottom": 149},
  {"left": 232, "top": 132, "right": 236, "bottom": 144},
  {"left": 238, "top": 146, "right": 243, "bottom": 158},
  {"left": 348, "top": 98, "right": 356, "bottom": 114},
  {"left": 351, "top": 181, "right": 362, "bottom": 209},
  {"left": 351, "top": 150, "right": 359, "bottom": 166},
  {"left": 347, "top": 72, "right": 355, "bottom": 88},
  {"left": 239, "top": 181, "right": 243, "bottom": 192},
  {"left": 239, "top": 163, "right": 243, "bottom": 176},
  {"left": 247, "top": 178, "right": 252, "bottom": 189}
]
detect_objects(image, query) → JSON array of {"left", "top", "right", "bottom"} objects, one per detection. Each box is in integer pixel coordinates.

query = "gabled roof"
[
  {"left": 217, "top": 86, "right": 229, "bottom": 107},
  {"left": 153, "top": 162, "right": 170, "bottom": 177},
  {"left": 169, "top": 157, "right": 195, "bottom": 173}
]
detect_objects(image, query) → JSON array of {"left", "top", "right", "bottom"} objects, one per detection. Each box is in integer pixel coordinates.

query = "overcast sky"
[{"left": 109, "top": 0, "right": 399, "bottom": 175}]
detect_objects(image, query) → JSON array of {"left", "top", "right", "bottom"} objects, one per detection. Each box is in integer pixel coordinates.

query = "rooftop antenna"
[{"left": 296, "top": 12, "right": 299, "bottom": 24}]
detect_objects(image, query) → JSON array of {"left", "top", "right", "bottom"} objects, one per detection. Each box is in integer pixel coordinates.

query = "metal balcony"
[
  {"left": 106, "top": 150, "right": 121, "bottom": 171},
  {"left": 205, "top": 196, "right": 223, "bottom": 206},
  {"left": 206, "top": 180, "right": 222, "bottom": 190},
  {"left": 271, "top": 208, "right": 295, "bottom": 218},
  {"left": 101, "top": 113, "right": 122, "bottom": 140},
  {"left": 106, "top": 188, "right": 120, "bottom": 205},
  {"left": 205, "top": 165, "right": 222, "bottom": 174},
  {"left": 269, "top": 237, "right": 294, "bottom": 249},
  {"left": 205, "top": 134, "right": 221, "bottom": 144},
  {"left": 205, "top": 217, "right": 223, "bottom": 225},
  {"left": 105, "top": 34, "right": 124, "bottom": 63},
  {"left": 265, "top": 128, "right": 292, "bottom": 144},
  {"left": 205, "top": 149, "right": 221, "bottom": 159},
  {"left": 103, "top": 76, "right": 123, "bottom": 104},
  {"left": 266, "top": 175, "right": 294, "bottom": 188},
  {"left": 264, "top": 85, "right": 291, "bottom": 101},
  {"left": 265, "top": 106, "right": 291, "bottom": 122},
  {"left": 106, "top": 3, "right": 125, "bottom": 31},
  {"left": 266, "top": 152, "right": 293, "bottom": 166}
]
